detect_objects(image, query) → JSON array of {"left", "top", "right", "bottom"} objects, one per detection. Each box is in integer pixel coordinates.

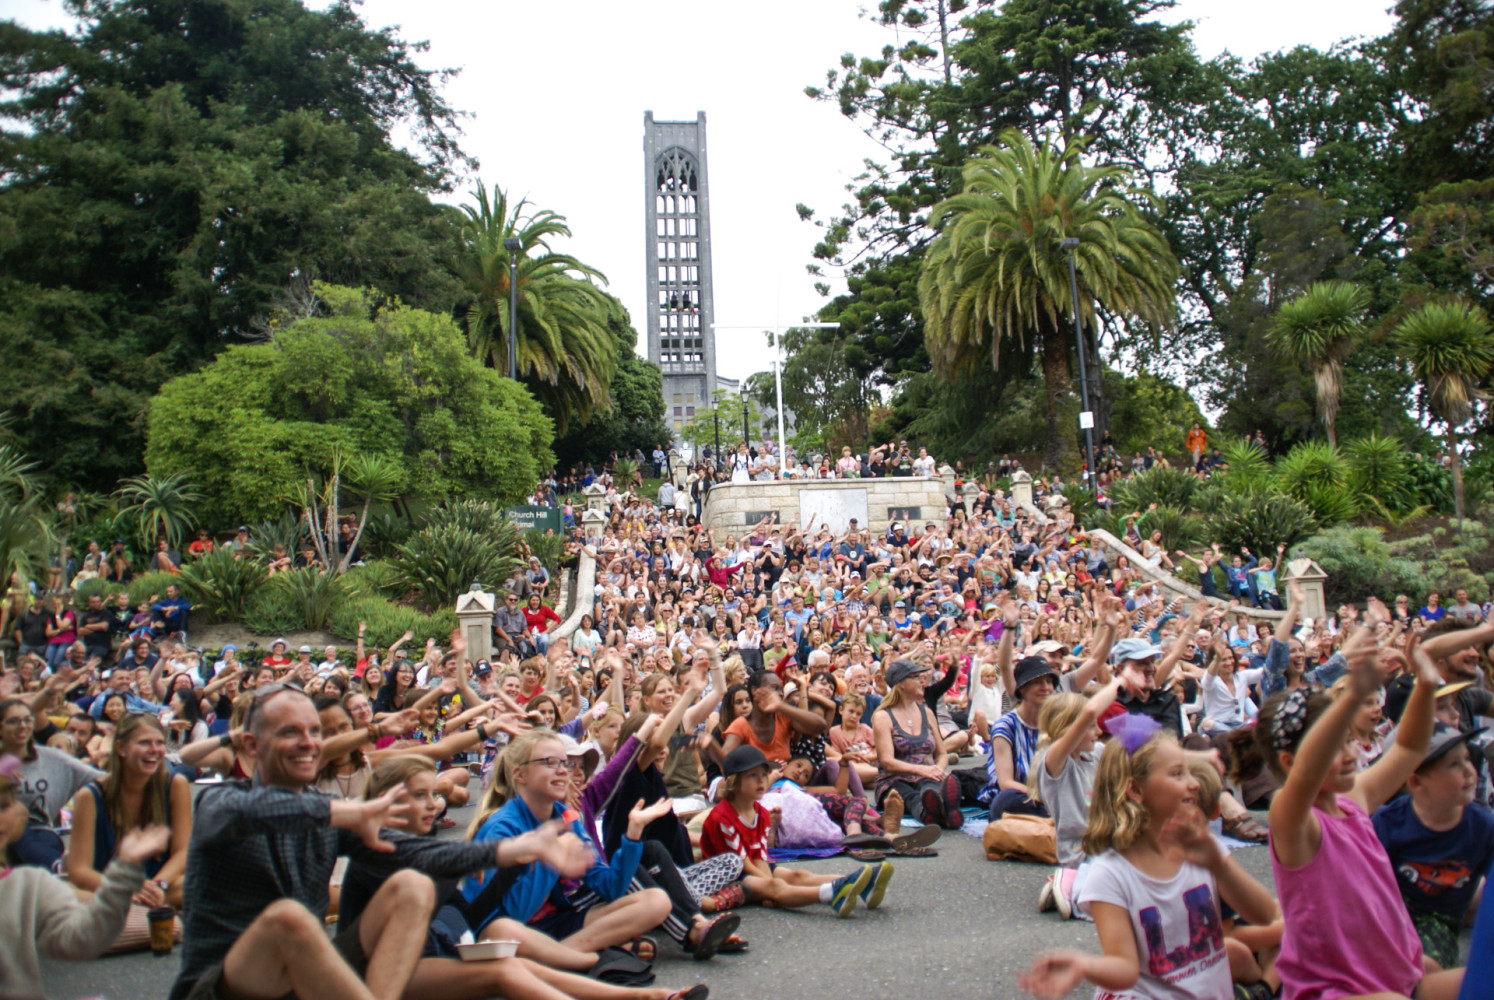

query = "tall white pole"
[
  {"left": 773, "top": 339, "right": 787, "bottom": 471},
  {"left": 711, "top": 321, "right": 840, "bottom": 479}
]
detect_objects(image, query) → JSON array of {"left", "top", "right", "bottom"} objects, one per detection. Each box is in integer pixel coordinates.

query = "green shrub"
[
  {"left": 342, "top": 560, "right": 404, "bottom": 600},
  {"left": 1298, "top": 480, "right": 1361, "bottom": 527},
  {"left": 393, "top": 524, "right": 518, "bottom": 611},
  {"left": 1345, "top": 435, "right": 1415, "bottom": 512},
  {"left": 1206, "top": 490, "right": 1318, "bottom": 557},
  {"left": 423, "top": 499, "right": 512, "bottom": 536},
  {"left": 1140, "top": 505, "right": 1204, "bottom": 553},
  {"left": 523, "top": 529, "right": 567, "bottom": 575},
  {"left": 1058, "top": 484, "right": 1098, "bottom": 524},
  {"left": 74, "top": 577, "right": 124, "bottom": 603},
  {"left": 328, "top": 595, "right": 457, "bottom": 648},
  {"left": 1216, "top": 439, "right": 1272, "bottom": 493},
  {"left": 1273, "top": 442, "right": 1357, "bottom": 525},
  {"left": 1293, "top": 525, "right": 1422, "bottom": 606},
  {"left": 267, "top": 566, "right": 348, "bottom": 631},
  {"left": 125, "top": 571, "right": 185, "bottom": 609},
  {"left": 1107, "top": 466, "right": 1201, "bottom": 513},
  {"left": 177, "top": 549, "right": 267, "bottom": 622},
  {"left": 359, "top": 511, "right": 414, "bottom": 559},
  {"left": 243, "top": 586, "right": 303, "bottom": 636}
]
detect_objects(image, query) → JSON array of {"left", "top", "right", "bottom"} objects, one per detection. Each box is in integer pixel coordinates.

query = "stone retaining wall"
[{"left": 702, "top": 477, "right": 949, "bottom": 534}]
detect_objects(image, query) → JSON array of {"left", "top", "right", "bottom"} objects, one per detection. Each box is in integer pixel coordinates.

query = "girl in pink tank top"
[{"left": 1258, "top": 625, "right": 1463, "bottom": 1000}]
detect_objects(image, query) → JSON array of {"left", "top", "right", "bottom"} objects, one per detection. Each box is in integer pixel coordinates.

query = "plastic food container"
[{"left": 456, "top": 940, "right": 519, "bottom": 961}]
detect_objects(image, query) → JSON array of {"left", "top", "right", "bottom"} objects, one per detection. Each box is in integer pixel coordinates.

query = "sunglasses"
[{"left": 242, "top": 682, "right": 294, "bottom": 733}]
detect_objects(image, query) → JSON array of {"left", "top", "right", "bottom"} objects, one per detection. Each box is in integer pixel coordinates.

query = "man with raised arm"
[{"left": 170, "top": 684, "right": 590, "bottom": 1000}]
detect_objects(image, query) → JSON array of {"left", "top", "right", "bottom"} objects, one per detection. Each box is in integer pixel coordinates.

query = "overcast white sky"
[{"left": 7, "top": 0, "right": 1397, "bottom": 381}]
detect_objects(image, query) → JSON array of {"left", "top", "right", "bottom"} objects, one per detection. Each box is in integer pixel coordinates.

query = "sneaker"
[
  {"left": 920, "top": 788, "right": 947, "bottom": 828},
  {"left": 942, "top": 774, "right": 964, "bottom": 830},
  {"left": 1037, "top": 874, "right": 1057, "bottom": 913},
  {"left": 1052, "top": 866, "right": 1075, "bottom": 920},
  {"left": 1233, "top": 983, "right": 1275, "bottom": 1000},
  {"left": 881, "top": 791, "right": 904, "bottom": 836},
  {"left": 860, "top": 862, "right": 894, "bottom": 909},
  {"left": 827, "top": 867, "right": 873, "bottom": 917}
]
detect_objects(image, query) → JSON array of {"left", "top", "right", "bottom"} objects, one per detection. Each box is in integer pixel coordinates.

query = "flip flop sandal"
[
  {"left": 691, "top": 912, "right": 741, "bottom": 961},
  {"left": 848, "top": 848, "right": 887, "bottom": 862},
  {"left": 620, "top": 935, "right": 659, "bottom": 964},
  {"left": 717, "top": 934, "right": 750, "bottom": 954},
  {"left": 667, "top": 987, "right": 710, "bottom": 1000},
  {"left": 841, "top": 832, "right": 894, "bottom": 849},
  {"left": 1222, "top": 814, "right": 1269, "bottom": 844},
  {"left": 891, "top": 844, "right": 938, "bottom": 857},
  {"left": 891, "top": 824, "right": 942, "bottom": 851},
  {"left": 588, "top": 949, "right": 655, "bottom": 987}
]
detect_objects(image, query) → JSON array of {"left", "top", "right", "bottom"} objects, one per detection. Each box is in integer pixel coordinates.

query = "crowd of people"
[{"left": 2, "top": 453, "right": 1493, "bottom": 1000}]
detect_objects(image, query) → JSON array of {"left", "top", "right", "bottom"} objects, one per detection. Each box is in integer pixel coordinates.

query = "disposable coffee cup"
[{"left": 148, "top": 906, "right": 175, "bottom": 956}]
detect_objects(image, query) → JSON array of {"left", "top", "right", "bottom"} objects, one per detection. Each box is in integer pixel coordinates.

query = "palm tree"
[
  {"left": 1392, "top": 299, "right": 1494, "bottom": 523},
  {"left": 919, "top": 131, "right": 1177, "bottom": 470},
  {"left": 1268, "top": 281, "right": 1368, "bottom": 448},
  {"left": 449, "top": 184, "right": 618, "bottom": 433},
  {"left": 113, "top": 472, "right": 201, "bottom": 549}
]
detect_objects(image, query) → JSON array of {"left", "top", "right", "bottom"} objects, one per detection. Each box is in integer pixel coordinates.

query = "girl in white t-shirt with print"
[{"left": 1020, "top": 725, "right": 1279, "bottom": 1000}]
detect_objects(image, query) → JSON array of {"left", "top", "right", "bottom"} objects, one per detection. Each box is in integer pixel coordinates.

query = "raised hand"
[
  {"left": 381, "top": 708, "right": 421, "bottom": 738},
  {"left": 449, "top": 630, "right": 468, "bottom": 657},
  {"left": 638, "top": 713, "right": 664, "bottom": 744},
  {"left": 492, "top": 712, "right": 532, "bottom": 737},
  {"left": 117, "top": 824, "right": 172, "bottom": 866},
  {"left": 503, "top": 819, "right": 595, "bottom": 877},
  {"left": 331, "top": 786, "right": 413, "bottom": 852},
  {"left": 627, "top": 797, "right": 675, "bottom": 839},
  {"left": 1160, "top": 803, "right": 1223, "bottom": 870}
]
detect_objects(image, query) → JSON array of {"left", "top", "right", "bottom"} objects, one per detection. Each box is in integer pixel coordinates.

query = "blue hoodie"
[{"left": 459, "top": 794, "right": 642, "bottom": 929}]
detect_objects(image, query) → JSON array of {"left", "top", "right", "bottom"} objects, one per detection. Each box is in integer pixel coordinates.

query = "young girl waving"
[
  {"left": 1260, "top": 629, "right": 1464, "bottom": 999},
  {"left": 1019, "top": 723, "right": 1279, "bottom": 999}
]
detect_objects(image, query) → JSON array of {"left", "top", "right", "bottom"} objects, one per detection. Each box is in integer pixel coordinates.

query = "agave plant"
[
  {"left": 248, "top": 514, "right": 307, "bottom": 562},
  {"left": 393, "top": 523, "right": 520, "bottom": 611},
  {"left": 113, "top": 472, "right": 201, "bottom": 549},
  {"left": 1206, "top": 490, "right": 1319, "bottom": 556},
  {"left": 177, "top": 548, "right": 267, "bottom": 621},
  {"left": 424, "top": 499, "right": 511, "bottom": 537},
  {"left": 1106, "top": 466, "right": 1200, "bottom": 514},
  {"left": 268, "top": 566, "right": 349, "bottom": 631}
]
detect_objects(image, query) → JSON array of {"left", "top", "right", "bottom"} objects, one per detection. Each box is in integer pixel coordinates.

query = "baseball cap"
[
  {"left": 885, "top": 659, "right": 930, "bottom": 686},
  {"left": 1110, "top": 637, "right": 1164, "bottom": 662},
  {"left": 298, "top": 644, "right": 312, "bottom": 654},
  {"left": 473, "top": 661, "right": 492, "bottom": 677},
  {"left": 1028, "top": 639, "right": 1065, "bottom": 655},
  {"left": 558, "top": 734, "right": 602, "bottom": 772},
  {"left": 722, "top": 745, "right": 769, "bottom": 776},
  {"left": 1420, "top": 721, "right": 1478, "bottom": 769}
]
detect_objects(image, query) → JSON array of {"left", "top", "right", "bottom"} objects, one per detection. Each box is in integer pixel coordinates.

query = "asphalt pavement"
[{"left": 37, "top": 796, "right": 1297, "bottom": 1000}]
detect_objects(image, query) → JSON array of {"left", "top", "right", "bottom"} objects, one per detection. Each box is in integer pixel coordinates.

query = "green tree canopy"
[
  {"left": 919, "top": 131, "right": 1177, "bottom": 468},
  {"left": 144, "top": 284, "right": 553, "bottom": 526},
  {"left": 448, "top": 185, "right": 618, "bottom": 433},
  {"left": 551, "top": 300, "right": 671, "bottom": 468},
  {"left": 0, "top": 0, "right": 466, "bottom": 489}
]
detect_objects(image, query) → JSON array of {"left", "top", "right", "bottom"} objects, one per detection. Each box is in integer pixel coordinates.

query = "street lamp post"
[
  {"left": 740, "top": 383, "right": 750, "bottom": 449},
  {"left": 1060, "top": 237, "right": 1097, "bottom": 491},
  {"left": 503, "top": 237, "right": 522, "bottom": 382}
]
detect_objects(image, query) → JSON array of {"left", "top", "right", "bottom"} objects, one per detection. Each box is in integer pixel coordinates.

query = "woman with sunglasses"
[{"left": 1, "top": 697, "right": 103, "bottom": 868}]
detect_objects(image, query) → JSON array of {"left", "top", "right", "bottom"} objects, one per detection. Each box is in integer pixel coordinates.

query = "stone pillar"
[
  {"left": 582, "top": 481, "right": 608, "bottom": 514},
  {"left": 454, "top": 585, "right": 496, "bottom": 664},
  {"left": 938, "top": 463, "right": 957, "bottom": 502},
  {"left": 1011, "top": 469, "right": 1033, "bottom": 509},
  {"left": 581, "top": 508, "right": 607, "bottom": 541},
  {"left": 1284, "top": 557, "right": 1328, "bottom": 622},
  {"left": 669, "top": 450, "right": 688, "bottom": 487}
]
